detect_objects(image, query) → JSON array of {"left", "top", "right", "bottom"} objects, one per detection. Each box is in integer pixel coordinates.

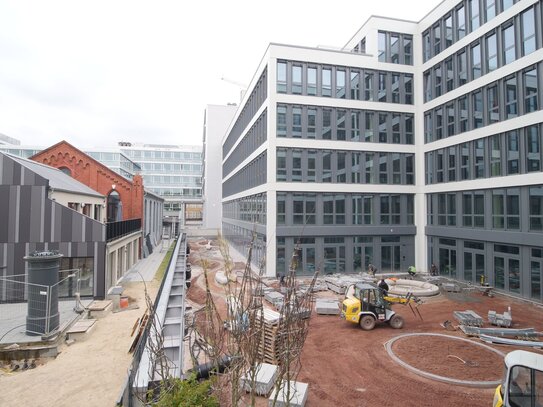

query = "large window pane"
[
  {"left": 486, "top": 33, "right": 497, "bottom": 72},
  {"left": 530, "top": 186, "right": 543, "bottom": 231},
  {"left": 277, "top": 61, "right": 287, "bottom": 93},
  {"left": 526, "top": 126, "right": 540, "bottom": 172},
  {"left": 502, "top": 25, "right": 516, "bottom": 65},
  {"left": 471, "top": 44, "right": 481, "bottom": 79},
  {"left": 521, "top": 7, "right": 536, "bottom": 56},
  {"left": 307, "top": 67, "right": 317, "bottom": 96},
  {"left": 292, "top": 65, "right": 302, "bottom": 94},
  {"left": 322, "top": 68, "right": 332, "bottom": 97},
  {"left": 524, "top": 68, "right": 538, "bottom": 113}
]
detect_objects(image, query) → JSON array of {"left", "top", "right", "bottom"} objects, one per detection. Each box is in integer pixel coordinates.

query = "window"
[
  {"left": 445, "top": 58, "right": 454, "bottom": 92},
  {"left": 392, "top": 114, "right": 401, "bottom": 143},
  {"left": 485, "top": 0, "right": 496, "bottom": 21},
  {"left": 490, "top": 134, "right": 502, "bottom": 176},
  {"left": 423, "top": 31, "right": 431, "bottom": 62},
  {"left": 470, "top": 0, "right": 480, "bottom": 31},
  {"left": 292, "top": 107, "right": 302, "bottom": 137},
  {"left": 307, "top": 67, "right": 317, "bottom": 96},
  {"left": 405, "top": 114, "right": 414, "bottom": 144},
  {"left": 437, "top": 149, "right": 444, "bottom": 182},
  {"left": 505, "top": 76, "right": 518, "bottom": 119},
  {"left": 322, "top": 151, "right": 332, "bottom": 182},
  {"left": 458, "top": 51, "right": 467, "bottom": 86},
  {"left": 433, "top": 23, "right": 441, "bottom": 55},
  {"left": 457, "top": 5, "right": 466, "bottom": 39},
  {"left": 379, "top": 113, "right": 388, "bottom": 143},
  {"left": 521, "top": 7, "right": 536, "bottom": 56},
  {"left": 459, "top": 96, "right": 468, "bottom": 133},
  {"left": 406, "top": 154, "right": 414, "bottom": 184},
  {"left": 461, "top": 143, "right": 470, "bottom": 180},
  {"left": 350, "top": 71, "right": 360, "bottom": 100},
  {"left": 293, "top": 194, "right": 316, "bottom": 225},
  {"left": 365, "top": 153, "right": 374, "bottom": 183},
  {"left": 502, "top": 24, "right": 516, "bottom": 65},
  {"left": 487, "top": 85, "right": 499, "bottom": 124},
  {"left": 435, "top": 66, "right": 442, "bottom": 98},
  {"left": 506, "top": 189, "right": 520, "bottom": 230},
  {"left": 337, "top": 152, "right": 346, "bottom": 182},
  {"left": 323, "top": 195, "right": 334, "bottom": 224},
  {"left": 445, "top": 15, "right": 453, "bottom": 47},
  {"left": 336, "top": 70, "right": 346, "bottom": 98},
  {"left": 436, "top": 107, "right": 443, "bottom": 140},
  {"left": 352, "top": 152, "right": 361, "bottom": 183},
  {"left": 322, "top": 109, "right": 331, "bottom": 139},
  {"left": 378, "top": 73, "right": 387, "bottom": 102},
  {"left": 307, "top": 150, "right": 316, "bottom": 182},
  {"left": 292, "top": 65, "right": 302, "bottom": 94},
  {"left": 380, "top": 196, "right": 390, "bottom": 224},
  {"left": 277, "top": 105, "right": 287, "bottom": 137},
  {"left": 471, "top": 43, "right": 481, "bottom": 79},
  {"left": 378, "top": 32, "right": 386, "bottom": 62},
  {"left": 292, "top": 150, "right": 302, "bottom": 181},
  {"left": 277, "top": 194, "right": 286, "bottom": 224},
  {"left": 365, "top": 112, "right": 374, "bottom": 142},
  {"left": 492, "top": 189, "right": 505, "bottom": 228},
  {"left": 379, "top": 153, "right": 388, "bottom": 183},
  {"left": 391, "top": 74, "right": 400, "bottom": 103},
  {"left": 404, "top": 35, "right": 413, "bottom": 65},
  {"left": 337, "top": 110, "right": 346, "bottom": 140},
  {"left": 524, "top": 68, "right": 538, "bottom": 113},
  {"left": 530, "top": 186, "right": 543, "bottom": 230},
  {"left": 486, "top": 33, "right": 498, "bottom": 72},
  {"left": 475, "top": 139, "right": 485, "bottom": 178},
  {"left": 351, "top": 111, "right": 360, "bottom": 141},
  {"left": 463, "top": 193, "right": 473, "bottom": 227},
  {"left": 364, "top": 72, "right": 373, "bottom": 101},
  {"left": 277, "top": 61, "right": 287, "bottom": 93},
  {"left": 424, "top": 71, "right": 432, "bottom": 102},
  {"left": 322, "top": 68, "right": 332, "bottom": 97},
  {"left": 307, "top": 108, "right": 316, "bottom": 138},
  {"left": 448, "top": 146, "right": 456, "bottom": 181},
  {"left": 424, "top": 113, "right": 432, "bottom": 143},
  {"left": 473, "top": 91, "right": 483, "bottom": 129},
  {"left": 392, "top": 153, "right": 401, "bottom": 184},
  {"left": 526, "top": 125, "right": 541, "bottom": 172},
  {"left": 507, "top": 131, "right": 519, "bottom": 175},
  {"left": 276, "top": 149, "right": 287, "bottom": 181},
  {"left": 390, "top": 33, "right": 400, "bottom": 63},
  {"left": 447, "top": 104, "right": 455, "bottom": 137}
]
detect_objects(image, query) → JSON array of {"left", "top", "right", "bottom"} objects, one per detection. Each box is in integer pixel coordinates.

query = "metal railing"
[
  {"left": 107, "top": 218, "right": 142, "bottom": 241},
  {"left": 0, "top": 269, "right": 82, "bottom": 342},
  {"left": 117, "top": 234, "right": 183, "bottom": 407}
]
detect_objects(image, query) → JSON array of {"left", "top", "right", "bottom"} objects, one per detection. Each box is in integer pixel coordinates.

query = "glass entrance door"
[{"left": 381, "top": 245, "right": 401, "bottom": 273}]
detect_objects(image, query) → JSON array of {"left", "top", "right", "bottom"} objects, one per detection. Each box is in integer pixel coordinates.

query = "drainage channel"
[{"left": 134, "top": 233, "right": 188, "bottom": 395}]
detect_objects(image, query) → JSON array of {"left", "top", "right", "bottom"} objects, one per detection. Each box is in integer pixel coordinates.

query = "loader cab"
[{"left": 493, "top": 350, "right": 543, "bottom": 407}]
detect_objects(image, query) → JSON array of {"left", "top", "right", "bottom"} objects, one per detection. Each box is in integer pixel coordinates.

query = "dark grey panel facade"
[{"left": 0, "top": 153, "right": 107, "bottom": 299}]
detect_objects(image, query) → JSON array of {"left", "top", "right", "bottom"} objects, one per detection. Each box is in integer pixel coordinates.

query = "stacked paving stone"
[
  {"left": 240, "top": 362, "right": 279, "bottom": 396},
  {"left": 453, "top": 310, "right": 484, "bottom": 327},
  {"left": 268, "top": 380, "right": 309, "bottom": 407},
  {"left": 324, "top": 275, "right": 365, "bottom": 294},
  {"left": 315, "top": 299, "right": 340, "bottom": 315}
]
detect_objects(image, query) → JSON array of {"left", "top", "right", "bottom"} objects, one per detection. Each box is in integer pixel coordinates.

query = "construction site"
[{"left": 183, "top": 236, "right": 543, "bottom": 407}]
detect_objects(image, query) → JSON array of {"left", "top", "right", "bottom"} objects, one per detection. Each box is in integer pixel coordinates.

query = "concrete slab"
[
  {"left": 88, "top": 300, "right": 112, "bottom": 318},
  {"left": 241, "top": 363, "right": 278, "bottom": 396},
  {"left": 66, "top": 319, "right": 96, "bottom": 341},
  {"left": 268, "top": 380, "right": 308, "bottom": 407},
  {"left": 315, "top": 299, "right": 339, "bottom": 315}
]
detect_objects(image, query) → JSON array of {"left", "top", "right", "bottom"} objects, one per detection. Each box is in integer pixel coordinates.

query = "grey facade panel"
[
  {"left": 277, "top": 225, "right": 417, "bottom": 237},
  {"left": 29, "top": 187, "right": 43, "bottom": 242},
  {"left": 71, "top": 211, "right": 82, "bottom": 243},
  {"left": 426, "top": 226, "right": 543, "bottom": 247},
  {"left": 95, "top": 241, "right": 106, "bottom": 299},
  {"left": 85, "top": 217, "right": 93, "bottom": 242},
  {"left": 2, "top": 156, "right": 13, "bottom": 184},
  {"left": 42, "top": 198, "right": 52, "bottom": 242},
  {"left": 18, "top": 186, "right": 32, "bottom": 243},
  {"left": 0, "top": 186, "right": 9, "bottom": 242},
  {"left": 8, "top": 186, "right": 18, "bottom": 243}
]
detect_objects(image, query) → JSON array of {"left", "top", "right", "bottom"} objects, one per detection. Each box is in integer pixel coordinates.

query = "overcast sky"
[{"left": 0, "top": 0, "right": 440, "bottom": 149}]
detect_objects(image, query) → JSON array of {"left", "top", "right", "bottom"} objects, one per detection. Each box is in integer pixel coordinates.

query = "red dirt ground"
[{"left": 186, "top": 239, "right": 543, "bottom": 407}]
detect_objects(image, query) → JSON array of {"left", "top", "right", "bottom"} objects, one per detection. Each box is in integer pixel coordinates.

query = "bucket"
[{"left": 120, "top": 297, "right": 129, "bottom": 309}]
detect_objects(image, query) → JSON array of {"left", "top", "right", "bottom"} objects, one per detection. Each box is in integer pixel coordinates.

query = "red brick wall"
[{"left": 31, "top": 141, "right": 144, "bottom": 221}]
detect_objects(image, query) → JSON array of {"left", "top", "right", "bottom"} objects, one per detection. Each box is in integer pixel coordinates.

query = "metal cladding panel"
[
  {"left": 71, "top": 211, "right": 83, "bottom": 242},
  {"left": 29, "top": 187, "right": 43, "bottom": 242},
  {"left": 8, "top": 186, "right": 18, "bottom": 243},
  {"left": 12, "top": 243, "right": 26, "bottom": 279},
  {"left": 95, "top": 241, "right": 106, "bottom": 298},
  {"left": 0, "top": 186, "right": 9, "bottom": 242},
  {"left": 18, "top": 186, "right": 32, "bottom": 243},
  {"left": 85, "top": 217, "right": 94, "bottom": 242},
  {"left": 1, "top": 156, "right": 14, "bottom": 184},
  {"left": 43, "top": 199, "right": 52, "bottom": 243},
  {"left": 12, "top": 161, "right": 21, "bottom": 185},
  {"left": 60, "top": 206, "right": 73, "bottom": 242}
]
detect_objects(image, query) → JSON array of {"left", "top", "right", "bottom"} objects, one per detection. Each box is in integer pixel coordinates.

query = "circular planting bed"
[
  {"left": 386, "top": 279, "right": 440, "bottom": 297},
  {"left": 385, "top": 333, "right": 504, "bottom": 387}
]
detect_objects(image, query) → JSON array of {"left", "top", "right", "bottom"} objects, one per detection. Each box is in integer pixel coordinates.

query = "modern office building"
[
  {"left": 119, "top": 142, "right": 204, "bottom": 236},
  {"left": 202, "top": 104, "right": 237, "bottom": 233},
  {"left": 221, "top": 0, "right": 543, "bottom": 301}
]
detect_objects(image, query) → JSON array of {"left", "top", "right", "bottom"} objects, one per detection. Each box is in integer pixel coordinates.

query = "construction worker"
[
  {"left": 407, "top": 265, "right": 417, "bottom": 278},
  {"left": 430, "top": 263, "right": 437, "bottom": 276},
  {"left": 378, "top": 279, "right": 389, "bottom": 296},
  {"left": 368, "top": 263, "right": 376, "bottom": 276}
]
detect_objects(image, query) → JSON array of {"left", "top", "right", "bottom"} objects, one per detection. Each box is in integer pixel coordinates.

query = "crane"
[{"left": 221, "top": 77, "right": 247, "bottom": 104}]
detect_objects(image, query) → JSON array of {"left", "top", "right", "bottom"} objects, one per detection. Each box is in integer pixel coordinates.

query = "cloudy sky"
[{"left": 0, "top": 0, "right": 439, "bottom": 149}]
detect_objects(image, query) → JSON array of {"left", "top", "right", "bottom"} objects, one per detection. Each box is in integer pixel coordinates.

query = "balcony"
[{"left": 106, "top": 218, "right": 142, "bottom": 242}]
